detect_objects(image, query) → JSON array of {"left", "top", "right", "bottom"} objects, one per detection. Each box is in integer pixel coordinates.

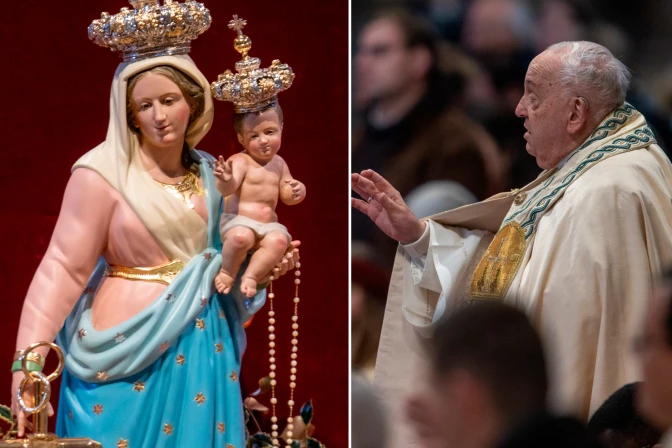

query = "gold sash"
[
  {"left": 105, "top": 260, "right": 184, "bottom": 285},
  {"left": 470, "top": 222, "right": 526, "bottom": 299}
]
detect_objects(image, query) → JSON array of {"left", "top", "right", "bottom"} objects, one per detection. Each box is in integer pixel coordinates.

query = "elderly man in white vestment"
[{"left": 352, "top": 40, "right": 672, "bottom": 448}]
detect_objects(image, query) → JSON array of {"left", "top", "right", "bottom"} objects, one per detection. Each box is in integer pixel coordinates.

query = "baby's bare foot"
[
  {"left": 240, "top": 276, "right": 258, "bottom": 298},
  {"left": 215, "top": 271, "right": 234, "bottom": 294}
]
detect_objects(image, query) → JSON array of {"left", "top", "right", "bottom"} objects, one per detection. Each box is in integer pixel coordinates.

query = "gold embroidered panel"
[{"left": 470, "top": 222, "right": 526, "bottom": 300}]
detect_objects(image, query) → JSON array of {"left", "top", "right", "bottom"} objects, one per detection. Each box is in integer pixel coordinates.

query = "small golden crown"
[
  {"left": 210, "top": 15, "right": 295, "bottom": 114},
  {"left": 88, "top": 0, "right": 212, "bottom": 62}
]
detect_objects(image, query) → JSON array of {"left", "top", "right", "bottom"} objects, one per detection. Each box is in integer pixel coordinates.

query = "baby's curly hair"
[{"left": 233, "top": 102, "right": 284, "bottom": 136}]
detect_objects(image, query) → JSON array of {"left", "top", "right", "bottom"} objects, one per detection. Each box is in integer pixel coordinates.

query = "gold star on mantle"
[
  {"left": 78, "top": 328, "right": 86, "bottom": 340},
  {"left": 114, "top": 332, "right": 125, "bottom": 343},
  {"left": 165, "top": 293, "right": 173, "bottom": 303},
  {"left": 97, "top": 371, "right": 109, "bottom": 381},
  {"left": 195, "top": 319, "right": 205, "bottom": 331},
  {"left": 68, "top": 411, "right": 73, "bottom": 420},
  {"left": 217, "top": 422, "right": 226, "bottom": 433},
  {"left": 200, "top": 297, "right": 208, "bottom": 307},
  {"left": 159, "top": 341, "right": 170, "bottom": 352},
  {"left": 176, "top": 354, "right": 185, "bottom": 365},
  {"left": 93, "top": 404, "right": 103, "bottom": 415},
  {"left": 227, "top": 444, "right": 235, "bottom": 448},
  {"left": 117, "top": 438, "right": 128, "bottom": 448},
  {"left": 133, "top": 381, "right": 145, "bottom": 393},
  {"left": 215, "top": 342, "right": 223, "bottom": 353},
  {"left": 194, "top": 392, "right": 206, "bottom": 406},
  {"left": 219, "top": 309, "right": 226, "bottom": 319},
  {"left": 203, "top": 253, "right": 212, "bottom": 261},
  {"left": 163, "top": 423, "right": 173, "bottom": 436},
  {"left": 229, "top": 371, "right": 238, "bottom": 382}
]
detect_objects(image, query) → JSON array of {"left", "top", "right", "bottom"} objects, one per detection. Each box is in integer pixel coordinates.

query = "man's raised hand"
[{"left": 351, "top": 169, "right": 426, "bottom": 245}]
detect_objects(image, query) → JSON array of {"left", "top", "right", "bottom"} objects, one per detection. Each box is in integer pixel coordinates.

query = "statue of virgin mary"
[{"left": 11, "top": 2, "right": 297, "bottom": 447}]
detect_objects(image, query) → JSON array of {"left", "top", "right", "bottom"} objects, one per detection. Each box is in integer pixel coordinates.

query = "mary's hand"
[
  {"left": 11, "top": 371, "right": 54, "bottom": 437},
  {"left": 351, "top": 170, "right": 426, "bottom": 245},
  {"left": 261, "top": 240, "right": 300, "bottom": 284}
]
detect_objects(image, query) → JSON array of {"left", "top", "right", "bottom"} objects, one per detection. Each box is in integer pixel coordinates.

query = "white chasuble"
[{"left": 375, "top": 104, "right": 672, "bottom": 448}]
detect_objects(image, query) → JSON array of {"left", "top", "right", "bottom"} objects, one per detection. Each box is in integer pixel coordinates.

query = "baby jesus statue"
[
  {"left": 213, "top": 103, "right": 305, "bottom": 296},
  {"left": 211, "top": 15, "right": 305, "bottom": 297}
]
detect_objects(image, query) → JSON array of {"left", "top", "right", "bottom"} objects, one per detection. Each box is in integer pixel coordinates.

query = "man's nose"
[{"left": 515, "top": 97, "right": 527, "bottom": 118}]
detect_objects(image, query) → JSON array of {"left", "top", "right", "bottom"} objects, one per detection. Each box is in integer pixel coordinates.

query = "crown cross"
[{"left": 228, "top": 15, "right": 247, "bottom": 35}]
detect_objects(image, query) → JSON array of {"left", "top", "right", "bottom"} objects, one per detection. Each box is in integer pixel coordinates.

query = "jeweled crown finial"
[
  {"left": 228, "top": 15, "right": 252, "bottom": 59},
  {"left": 210, "top": 15, "right": 295, "bottom": 114},
  {"left": 88, "top": 0, "right": 212, "bottom": 62}
]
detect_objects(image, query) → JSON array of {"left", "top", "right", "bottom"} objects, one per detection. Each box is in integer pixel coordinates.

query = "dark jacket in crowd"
[{"left": 497, "top": 413, "right": 600, "bottom": 448}]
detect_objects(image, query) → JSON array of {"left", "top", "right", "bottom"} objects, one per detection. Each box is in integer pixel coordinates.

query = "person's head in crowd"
[
  {"left": 352, "top": 373, "right": 388, "bottom": 448},
  {"left": 637, "top": 268, "right": 672, "bottom": 434},
  {"left": 536, "top": 0, "right": 592, "bottom": 51},
  {"left": 536, "top": 1, "right": 632, "bottom": 68},
  {"left": 406, "top": 301, "right": 548, "bottom": 448},
  {"left": 587, "top": 382, "right": 662, "bottom": 448},
  {"left": 351, "top": 244, "right": 390, "bottom": 379},
  {"left": 405, "top": 180, "right": 477, "bottom": 218},
  {"left": 515, "top": 41, "right": 631, "bottom": 169},
  {"left": 354, "top": 10, "right": 468, "bottom": 115},
  {"left": 649, "top": 64, "right": 672, "bottom": 120},
  {"left": 461, "top": 0, "right": 534, "bottom": 58},
  {"left": 460, "top": 0, "right": 535, "bottom": 113}
]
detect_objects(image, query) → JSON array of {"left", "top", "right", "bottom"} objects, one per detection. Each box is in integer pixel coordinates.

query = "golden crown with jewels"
[
  {"left": 88, "top": 0, "right": 212, "bottom": 62},
  {"left": 210, "top": 15, "right": 295, "bottom": 114}
]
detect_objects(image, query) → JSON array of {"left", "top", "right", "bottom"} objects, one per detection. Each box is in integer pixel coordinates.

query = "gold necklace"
[{"left": 153, "top": 171, "right": 204, "bottom": 209}]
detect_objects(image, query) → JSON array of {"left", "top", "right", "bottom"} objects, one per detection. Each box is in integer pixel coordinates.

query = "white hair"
[{"left": 547, "top": 41, "right": 632, "bottom": 113}]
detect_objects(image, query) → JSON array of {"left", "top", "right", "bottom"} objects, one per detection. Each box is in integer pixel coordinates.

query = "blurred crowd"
[
  {"left": 353, "top": 271, "right": 672, "bottom": 448},
  {"left": 351, "top": 0, "right": 672, "bottom": 381}
]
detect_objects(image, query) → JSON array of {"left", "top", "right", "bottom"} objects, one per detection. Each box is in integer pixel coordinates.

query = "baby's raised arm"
[
  {"left": 214, "top": 154, "right": 247, "bottom": 198},
  {"left": 279, "top": 157, "right": 306, "bottom": 206}
]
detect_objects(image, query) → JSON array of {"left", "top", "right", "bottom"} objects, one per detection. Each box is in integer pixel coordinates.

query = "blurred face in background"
[
  {"left": 461, "top": 0, "right": 526, "bottom": 57},
  {"left": 637, "top": 284, "right": 672, "bottom": 430},
  {"left": 351, "top": 283, "right": 366, "bottom": 326},
  {"left": 406, "top": 368, "right": 499, "bottom": 448},
  {"left": 536, "top": 0, "right": 584, "bottom": 52},
  {"left": 355, "top": 18, "right": 428, "bottom": 107}
]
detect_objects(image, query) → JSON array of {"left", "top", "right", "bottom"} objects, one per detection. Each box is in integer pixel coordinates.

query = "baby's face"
[{"left": 237, "top": 108, "right": 283, "bottom": 164}]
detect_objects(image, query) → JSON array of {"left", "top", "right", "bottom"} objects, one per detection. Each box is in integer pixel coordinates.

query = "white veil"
[{"left": 74, "top": 55, "right": 215, "bottom": 263}]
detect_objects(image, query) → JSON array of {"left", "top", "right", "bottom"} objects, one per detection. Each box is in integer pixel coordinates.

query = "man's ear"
[{"left": 567, "top": 96, "right": 589, "bottom": 135}]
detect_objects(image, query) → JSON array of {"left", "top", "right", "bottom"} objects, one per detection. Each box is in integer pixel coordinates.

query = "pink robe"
[{"left": 16, "top": 167, "right": 208, "bottom": 351}]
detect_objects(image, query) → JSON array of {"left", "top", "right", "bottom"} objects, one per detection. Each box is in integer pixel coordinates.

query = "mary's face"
[{"left": 130, "top": 72, "right": 192, "bottom": 148}]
